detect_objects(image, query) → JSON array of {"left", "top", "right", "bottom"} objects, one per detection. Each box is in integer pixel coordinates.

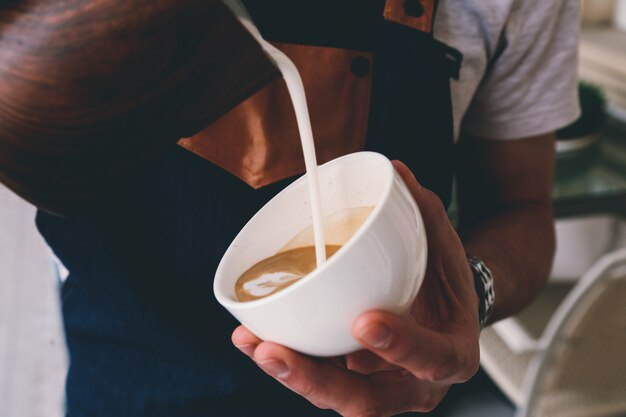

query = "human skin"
[
  {"left": 232, "top": 133, "right": 556, "bottom": 416},
  {"left": 0, "top": 2, "right": 556, "bottom": 413}
]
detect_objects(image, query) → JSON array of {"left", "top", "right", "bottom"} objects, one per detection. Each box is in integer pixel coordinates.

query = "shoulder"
[
  {"left": 434, "top": 0, "right": 515, "bottom": 59},
  {"left": 434, "top": 0, "right": 516, "bottom": 140},
  {"left": 435, "top": 0, "right": 577, "bottom": 63},
  {"left": 435, "top": 0, "right": 580, "bottom": 140}
]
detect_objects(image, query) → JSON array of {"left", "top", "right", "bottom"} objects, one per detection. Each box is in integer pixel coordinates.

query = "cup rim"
[{"left": 213, "top": 151, "right": 396, "bottom": 310}]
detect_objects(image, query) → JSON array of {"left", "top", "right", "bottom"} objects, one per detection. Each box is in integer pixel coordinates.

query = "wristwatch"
[{"left": 467, "top": 256, "right": 495, "bottom": 330}]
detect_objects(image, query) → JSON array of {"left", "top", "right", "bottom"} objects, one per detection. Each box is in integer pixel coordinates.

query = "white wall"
[{"left": 0, "top": 185, "right": 66, "bottom": 417}]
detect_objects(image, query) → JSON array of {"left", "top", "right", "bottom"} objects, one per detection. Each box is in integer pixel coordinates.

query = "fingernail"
[
  {"left": 235, "top": 344, "right": 255, "bottom": 357},
  {"left": 359, "top": 324, "right": 392, "bottom": 349},
  {"left": 258, "top": 360, "right": 290, "bottom": 379}
]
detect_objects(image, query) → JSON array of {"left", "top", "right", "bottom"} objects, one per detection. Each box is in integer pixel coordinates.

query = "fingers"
[
  {"left": 253, "top": 342, "right": 446, "bottom": 416},
  {"left": 232, "top": 327, "right": 347, "bottom": 369},
  {"left": 345, "top": 350, "right": 403, "bottom": 375},
  {"left": 368, "top": 371, "right": 449, "bottom": 414},
  {"left": 231, "top": 325, "right": 262, "bottom": 358},
  {"left": 353, "top": 310, "right": 477, "bottom": 384},
  {"left": 232, "top": 327, "right": 375, "bottom": 414},
  {"left": 252, "top": 342, "right": 375, "bottom": 415},
  {"left": 231, "top": 326, "right": 453, "bottom": 415}
]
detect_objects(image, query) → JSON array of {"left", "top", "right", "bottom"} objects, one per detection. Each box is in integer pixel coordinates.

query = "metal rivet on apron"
[
  {"left": 351, "top": 56, "right": 371, "bottom": 78},
  {"left": 403, "top": 0, "right": 425, "bottom": 17}
]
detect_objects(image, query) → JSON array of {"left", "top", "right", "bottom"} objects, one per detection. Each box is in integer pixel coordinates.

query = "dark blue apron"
[{"left": 36, "top": 1, "right": 462, "bottom": 415}]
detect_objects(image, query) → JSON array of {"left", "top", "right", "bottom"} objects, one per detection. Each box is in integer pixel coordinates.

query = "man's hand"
[{"left": 232, "top": 161, "right": 481, "bottom": 417}]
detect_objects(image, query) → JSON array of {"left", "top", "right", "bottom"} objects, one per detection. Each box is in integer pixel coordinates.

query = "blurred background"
[
  {"left": 0, "top": 188, "right": 67, "bottom": 416},
  {"left": 2, "top": 1, "right": 626, "bottom": 416}
]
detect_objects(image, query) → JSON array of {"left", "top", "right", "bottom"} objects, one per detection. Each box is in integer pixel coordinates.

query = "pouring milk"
[{"left": 223, "top": 0, "right": 327, "bottom": 266}]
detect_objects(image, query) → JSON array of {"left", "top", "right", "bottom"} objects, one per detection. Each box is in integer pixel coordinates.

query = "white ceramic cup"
[{"left": 213, "top": 152, "right": 428, "bottom": 356}]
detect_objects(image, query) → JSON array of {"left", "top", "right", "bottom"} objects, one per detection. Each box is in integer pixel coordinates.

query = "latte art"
[
  {"left": 235, "top": 205, "right": 375, "bottom": 302},
  {"left": 235, "top": 245, "right": 342, "bottom": 302}
]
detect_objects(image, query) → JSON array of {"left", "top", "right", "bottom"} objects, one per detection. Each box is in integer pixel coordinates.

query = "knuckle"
[
  {"left": 415, "top": 396, "right": 441, "bottom": 413},
  {"left": 422, "top": 353, "right": 458, "bottom": 382},
  {"left": 351, "top": 398, "right": 385, "bottom": 417},
  {"left": 424, "top": 339, "right": 476, "bottom": 383},
  {"left": 412, "top": 390, "right": 445, "bottom": 413},
  {"left": 449, "top": 342, "right": 480, "bottom": 383},
  {"left": 425, "top": 342, "right": 480, "bottom": 383},
  {"left": 423, "top": 355, "right": 458, "bottom": 382},
  {"left": 458, "top": 351, "right": 480, "bottom": 382},
  {"left": 424, "top": 365, "right": 453, "bottom": 383}
]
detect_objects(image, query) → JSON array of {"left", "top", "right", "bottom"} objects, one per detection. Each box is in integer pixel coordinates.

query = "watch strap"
[{"left": 467, "top": 256, "right": 495, "bottom": 330}]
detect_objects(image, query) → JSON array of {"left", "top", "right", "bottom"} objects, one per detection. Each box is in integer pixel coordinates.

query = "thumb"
[{"left": 353, "top": 310, "right": 477, "bottom": 383}]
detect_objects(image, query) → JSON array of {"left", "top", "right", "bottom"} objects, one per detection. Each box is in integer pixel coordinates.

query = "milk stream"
[{"left": 225, "top": 1, "right": 327, "bottom": 266}]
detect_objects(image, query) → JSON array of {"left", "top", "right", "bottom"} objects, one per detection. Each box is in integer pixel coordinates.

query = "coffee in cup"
[
  {"left": 235, "top": 206, "right": 374, "bottom": 302},
  {"left": 214, "top": 152, "right": 427, "bottom": 356},
  {"left": 235, "top": 245, "right": 342, "bottom": 302}
]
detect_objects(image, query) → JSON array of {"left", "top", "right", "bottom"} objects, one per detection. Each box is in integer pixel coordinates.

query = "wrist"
[{"left": 467, "top": 256, "right": 495, "bottom": 330}]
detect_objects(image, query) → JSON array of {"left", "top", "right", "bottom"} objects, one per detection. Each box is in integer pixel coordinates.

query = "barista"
[{"left": 0, "top": 0, "right": 579, "bottom": 415}]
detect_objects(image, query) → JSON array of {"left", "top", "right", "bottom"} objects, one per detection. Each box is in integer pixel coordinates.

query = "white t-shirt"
[{"left": 435, "top": 0, "right": 581, "bottom": 141}]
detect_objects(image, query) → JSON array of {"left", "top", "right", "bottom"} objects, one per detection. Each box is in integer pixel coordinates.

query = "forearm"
[
  {"left": 454, "top": 132, "right": 557, "bottom": 325},
  {"left": 0, "top": 0, "right": 277, "bottom": 215},
  {"left": 460, "top": 201, "right": 555, "bottom": 324}
]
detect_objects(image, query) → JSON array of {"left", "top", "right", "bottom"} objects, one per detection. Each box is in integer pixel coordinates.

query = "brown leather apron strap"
[
  {"left": 178, "top": 43, "right": 373, "bottom": 189},
  {"left": 384, "top": 0, "right": 438, "bottom": 33},
  {"left": 179, "top": 0, "right": 461, "bottom": 207}
]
